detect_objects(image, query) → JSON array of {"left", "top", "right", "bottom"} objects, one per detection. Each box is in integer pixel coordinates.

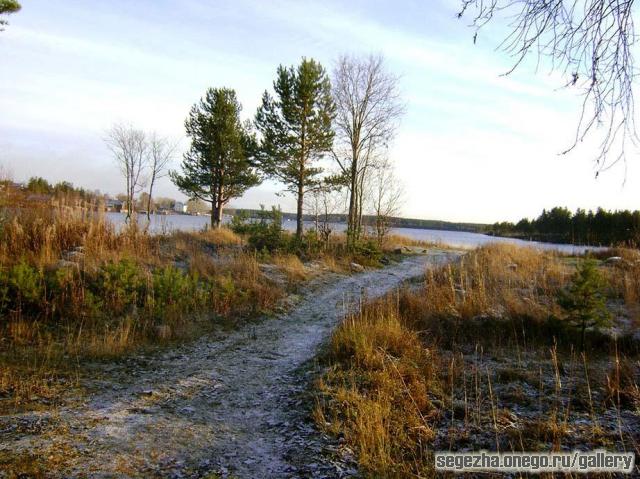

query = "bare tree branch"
[
  {"left": 105, "top": 123, "right": 148, "bottom": 222},
  {"left": 146, "top": 132, "right": 177, "bottom": 221},
  {"left": 459, "top": 0, "right": 638, "bottom": 172},
  {"left": 332, "top": 54, "right": 405, "bottom": 247},
  {"left": 368, "top": 157, "right": 404, "bottom": 247}
]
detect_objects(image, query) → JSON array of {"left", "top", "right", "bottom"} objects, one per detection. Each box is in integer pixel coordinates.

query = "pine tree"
[
  {"left": 558, "top": 259, "right": 611, "bottom": 350},
  {"left": 0, "top": 0, "right": 20, "bottom": 31},
  {"left": 171, "top": 88, "right": 260, "bottom": 228},
  {"left": 255, "top": 58, "right": 335, "bottom": 239}
]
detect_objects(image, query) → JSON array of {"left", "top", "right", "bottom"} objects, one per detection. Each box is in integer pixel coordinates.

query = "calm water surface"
[{"left": 105, "top": 212, "right": 602, "bottom": 254}]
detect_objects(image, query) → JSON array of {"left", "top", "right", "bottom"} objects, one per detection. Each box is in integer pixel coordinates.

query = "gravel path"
[{"left": 2, "top": 251, "right": 459, "bottom": 478}]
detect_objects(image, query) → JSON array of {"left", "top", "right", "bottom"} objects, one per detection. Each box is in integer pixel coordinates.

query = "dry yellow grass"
[
  {"left": 402, "top": 244, "right": 570, "bottom": 329},
  {"left": 316, "top": 296, "right": 441, "bottom": 477},
  {"left": 601, "top": 248, "right": 640, "bottom": 318},
  {"left": 273, "top": 253, "right": 308, "bottom": 285},
  {"left": 316, "top": 244, "right": 640, "bottom": 477},
  {"left": 381, "top": 233, "right": 441, "bottom": 250},
  {"left": 198, "top": 226, "right": 243, "bottom": 246},
  {"left": 0, "top": 197, "right": 284, "bottom": 413}
]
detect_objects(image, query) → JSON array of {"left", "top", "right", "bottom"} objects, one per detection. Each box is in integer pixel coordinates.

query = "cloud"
[{"left": 1, "top": 0, "right": 638, "bottom": 222}]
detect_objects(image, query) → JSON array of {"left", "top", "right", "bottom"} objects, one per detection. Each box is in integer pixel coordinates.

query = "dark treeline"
[
  {"left": 23, "top": 176, "right": 101, "bottom": 202},
  {"left": 490, "top": 207, "right": 640, "bottom": 246},
  {"left": 0, "top": 176, "right": 103, "bottom": 206}
]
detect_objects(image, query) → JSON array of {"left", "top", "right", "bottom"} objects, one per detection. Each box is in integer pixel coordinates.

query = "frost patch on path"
[{"left": 2, "top": 251, "right": 459, "bottom": 478}]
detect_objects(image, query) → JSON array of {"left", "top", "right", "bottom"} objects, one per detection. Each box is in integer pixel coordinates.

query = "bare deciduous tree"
[
  {"left": 105, "top": 123, "right": 148, "bottom": 221},
  {"left": 332, "top": 54, "right": 405, "bottom": 248},
  {"left": 459, "top": 0, "right": 637, "bottom": 172},
  {"left": 146, "top": 132, "right": 177, "bottom": 221},
  {"left": 369, "top": 158, "right": 404, "bottom": 247},
  {"left": 305, "top": 184, "right": 344, "bottom": 247}
]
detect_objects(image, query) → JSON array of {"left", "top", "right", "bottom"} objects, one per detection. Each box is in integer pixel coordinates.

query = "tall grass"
[
  {"left": 315, "top": 296, "right": 440, "bottom": 477},
  {"left": 0, "top": 197, "right": 283, "bottom": 413},
  {"left": 316, "top": 244, "right": 640, "bottom": 477}
]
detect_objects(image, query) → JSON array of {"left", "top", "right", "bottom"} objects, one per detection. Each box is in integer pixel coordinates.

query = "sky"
[{"left": 1, "top": 0, "right": 639, "bottom": 224}]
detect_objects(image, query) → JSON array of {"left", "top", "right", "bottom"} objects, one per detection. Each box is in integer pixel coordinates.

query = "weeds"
[
  {"left": 0, "top": 196, "right": 284, "bottom": 413},
  {"left": 316, "top": 296, "right": 440, "bottom": 477},
  {"left": 316, "top": 244, "right": 640, "bottom": 477}
]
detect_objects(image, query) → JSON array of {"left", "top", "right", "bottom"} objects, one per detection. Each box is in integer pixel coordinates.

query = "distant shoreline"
[
  {"left": 486, "top": 231, "right": 614, "bottom": 248},
  {"left": 224, "top": 208, "right": 488, "bottom": 234}
]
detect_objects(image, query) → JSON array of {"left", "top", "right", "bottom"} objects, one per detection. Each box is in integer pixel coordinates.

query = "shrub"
[
  {"left": 151, "top": 265, "right": 203, "bottom": 318},
  {"left": 0, "top": 261, "right": 44, "bottom": 315},
  {"left": 558, "top": 258, "right": 611, "bottom": 350},
  {"left": 46, "top": 264, "right": 86, "bottom": 318},
  {"left": 98, "top": 259, "right": 147, "bottom": 315},
  {"left": 231, "top": 206, "right": 284, "bottom": 253},
  {"left": 353, "top": 239, "right": 382, "bottom": 265},
  {"left": 296, "top": 229, "right": 323, "bottom": 256}
]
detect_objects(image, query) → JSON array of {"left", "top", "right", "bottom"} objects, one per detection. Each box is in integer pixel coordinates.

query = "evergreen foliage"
[
  {"left": 255, "top": 58, "right": 335, "bottom": 238},
  {"left": 558, "top": 259, "right": 611, "bottom": 350},
  {"left": 491, "top": 207, "right": 640, "bottom": 246},
  {"left": 171, "top": 88, "right": 260, "bottom": 228}
]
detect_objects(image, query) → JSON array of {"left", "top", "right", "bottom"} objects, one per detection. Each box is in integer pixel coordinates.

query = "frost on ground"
[{"left": 0, "top": 250, "right": 459, "bottom": 478}]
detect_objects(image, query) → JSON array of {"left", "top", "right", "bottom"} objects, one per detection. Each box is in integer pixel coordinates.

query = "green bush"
[
  {"left": 98, "top": 258, "right": 147, "bottom": 315},
  {"left": 151, "top": 266, "right": 204, "bottom": 317},
  {"left": 289, "top": 229, "right": 323, "bottom": 257},
  {"left": 231, "top": 206, "right": 284, "bottom": 253},
  {"left": 229, "top": 210, "right": 252, "bottom": 235},
  {"left": 0, "top": 261, "right": 44, "bottom": 314},
  {"left": 353, "top": 239, "right": 382, "bottom": 265},
  {"left": 558, "top": 259, "right": 611, "bottom": 350},
  {"left": 46, "top": 265, "right": 83, "bottom": 318}
]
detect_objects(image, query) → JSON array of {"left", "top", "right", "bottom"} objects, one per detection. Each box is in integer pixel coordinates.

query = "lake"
[{"left": 105, "top": 212, "right": 602, "bottom": 255}]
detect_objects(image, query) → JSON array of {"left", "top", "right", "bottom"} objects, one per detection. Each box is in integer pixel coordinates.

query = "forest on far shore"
[{"left": 489, "top": 206, "right": 640, "bottom": 246}]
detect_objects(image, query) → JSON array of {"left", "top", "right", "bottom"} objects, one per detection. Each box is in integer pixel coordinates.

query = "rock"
[
  {"left": 55, "top": 259, "right": 79, "bottom": 270},
  {"left": 63, "top": 250, "right": 85, "bottom": 262},
  {"left": 605, "top": 256, "right": 622, "bottom": 264},
  {"left": 349, "top": 262, "right": 365, "bottom": 273}
]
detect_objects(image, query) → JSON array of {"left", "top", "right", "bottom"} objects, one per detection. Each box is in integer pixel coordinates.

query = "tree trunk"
[
  {"left": 128, "top": 176, "right": 136, "bottom": 223},
  {"left": 215, "top": 202, "right": 223, "bottom": 228},
  {"left": 347, "top": 162, "right": 357, "bottom": 248},
  {"left": 296, "top": 181, "right": 304, "bottom": 239},
  {"left": 210, "top": 202, "right": 224, "bottom": 229},
  {"left": 216, "top": 173, "right": 224, "bottom": 229},
  {"left": 146, "top": 173, "right": 156, "bottom": 223},
  {"left": 356, "top": 173, "right": 365, "bottom": 240},
  {"left": 125, "top": 168, "right": 132, "bottom": 223}
]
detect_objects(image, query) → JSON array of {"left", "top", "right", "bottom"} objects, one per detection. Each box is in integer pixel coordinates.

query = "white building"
[{"left": 173, "top": 201, "right": 187, "bottom": 213}]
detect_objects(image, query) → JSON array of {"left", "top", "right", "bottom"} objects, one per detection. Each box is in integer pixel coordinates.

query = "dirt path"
[{"left": 2, "top": 251, "right": 459, "bottom": 478}]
